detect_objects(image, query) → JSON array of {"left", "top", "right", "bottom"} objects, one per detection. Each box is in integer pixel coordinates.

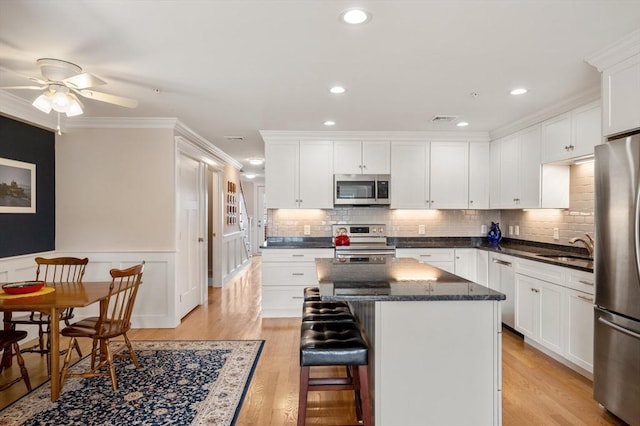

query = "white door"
[
  {"left": 430, "top": 141, "right": 469, "bottom": 209},
  {"left": 254, "top": 185, "right": 266, "bottom": 254},
  {"left": 209, "top": 169, "right": 223, "bottom": 286},
  {"left": 178, "top": 153, "right": 204, "bottom": 318}
]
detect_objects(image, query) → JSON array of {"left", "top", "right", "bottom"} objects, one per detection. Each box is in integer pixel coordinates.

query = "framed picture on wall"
[{"left": 0, "top": 157, "right": 36, "bottom": 213}]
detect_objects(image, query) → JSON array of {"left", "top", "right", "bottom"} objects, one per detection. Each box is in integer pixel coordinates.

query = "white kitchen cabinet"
[
  {"left": 602, "top": 53, "right": 640, "bottom": 136},
  {"left": 261, "top": 248, "right": 334, "bottom": 317},
  {"left": 488, "top": 253, "right": 516, "bottom": 328},
  {"left": 454, "top": 248, "right": 477, "bottom": 282},
  {"left": 430, "top": 142, "right": 469, "bottom": 209},
  {"left": 264, "top": 140, "right": 333, "bottom": 209},
  {"left": 489, "top": 139, "right": 501, "bottom": 209},
  {"left": 498, "top": 133, "right": 522, "bottom": 208},
  {"left": 514, "top": 273, "right": 563, "bottom": 354},
  {"left": 514, "top": 257, "right": 595, "bottom": 374},
  {"left": 541, "top": 112, "right": 571, "bottom": 163},
  {"left": 493, "top": 124, "right": 569, "bottom": 209},
  {"left": 563, "top": 288, "right": 595, "bottom": 372},
  {"left": 390, "top": 141, "right": 430, "bottom": 208},
  {"left": 396, "top": 248, "right": 455, "bottom": 274},
  {"left": 469, "top": 142, "right": 491, "bottom": 209},
  {"left": 571, "top": 102, "right": 602, "bottom": 158},
  {"left": 334, "top": 140, "right": 390, "bottom": 174},
  {"left": 475, "top": 249, "right": 489, "bottom": 286},
  {"left": 541, "top": 101, "right": 602, "bottom": 163}
]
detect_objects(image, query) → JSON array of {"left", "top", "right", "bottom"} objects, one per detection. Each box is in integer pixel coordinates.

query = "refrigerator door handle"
[
  {"left": 636, "top": 177, "right": 640, "bottom": 280},
  {"left": 598, "top": 316, "right": 640, "bottom": 340}
]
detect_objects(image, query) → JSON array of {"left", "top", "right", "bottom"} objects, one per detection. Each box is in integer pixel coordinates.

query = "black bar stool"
[
  {"left": 302, "top": 301, "right": 355, "bottom": 322},
  {"left": 297, "top": 320, "right": 372, "bottom": 426}
]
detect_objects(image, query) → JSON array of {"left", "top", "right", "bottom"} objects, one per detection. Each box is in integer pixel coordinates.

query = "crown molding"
[
  {"left": 66, "top": 116, "right": 179, "bottom": 129},
  {"left": 174, "top": 121, "right": 242, "bottom": 169},
  {"left": 489, "top": 86, "right": 600, "bottom": 141},
  {"left": 0, "top": 91, "right": 59, "bottom": 131},
  {"left": 586, "top": 29, "right": 640, "bottom": 72},
  {"left": 260, "top": 130, "right": 491, "bottom": 143}
]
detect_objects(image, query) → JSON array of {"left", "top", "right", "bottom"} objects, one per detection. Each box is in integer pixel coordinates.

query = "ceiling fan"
[{"left": 0, "top": 58, "right": 138, "bottom": 117}]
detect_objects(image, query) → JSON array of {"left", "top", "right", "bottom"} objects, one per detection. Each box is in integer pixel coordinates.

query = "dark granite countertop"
[
  {"left": 261, "top": 237, "right": 333, "bottom": 249},
  {"left": 390, "top": 237, "right": 593, "bottom": 272},
  {"left": 262, "top": 236, "right": 594, "bottom": 272},
  {"left": 316, "top": 257, "right": 506, "bottom": 302}
]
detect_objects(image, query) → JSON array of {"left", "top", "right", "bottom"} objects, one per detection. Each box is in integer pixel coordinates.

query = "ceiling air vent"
[
  {"left": 430, "top": 115, "right": 458, "bottom": 123},
  {"left": 224, "top": 136, "right": 244, "bottom": 142}
]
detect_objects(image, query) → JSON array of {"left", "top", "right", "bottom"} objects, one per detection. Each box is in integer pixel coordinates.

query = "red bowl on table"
[{"left": 2, "top": 281, "right": 45, "bottom": 295}]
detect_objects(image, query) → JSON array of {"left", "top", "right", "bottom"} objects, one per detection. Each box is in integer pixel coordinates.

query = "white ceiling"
[{"left": 1, "top": 1, "right": 639, "bottom": 179}]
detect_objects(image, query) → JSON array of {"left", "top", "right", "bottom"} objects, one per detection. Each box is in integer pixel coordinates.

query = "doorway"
[
  {"left": 208, "top": 168, "right": 222, "bottom": 286},
  {"left": 177, "top": 152, "right": 205, "bottom": 319}
]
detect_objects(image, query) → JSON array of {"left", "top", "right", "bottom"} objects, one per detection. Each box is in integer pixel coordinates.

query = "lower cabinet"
[
  {"left": 261, "top": 248, "right": 334, "bottom": 317},
  {"left": 514, "top": 258, "right": 594, "bottom": 375},
  {"left": 514, "top": 274, "right": 563, "bottom": 354},
  {"left": 395, "top": 248, "right": 455, "bottom": 274},
  {"left": 563, "top": 288, "right": 595, "bottom": 372}
]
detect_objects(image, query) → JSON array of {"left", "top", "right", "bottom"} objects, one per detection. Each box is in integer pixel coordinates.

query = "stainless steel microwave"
[{"left": 334, "top": 174, "right": 390, "bottom": 206}]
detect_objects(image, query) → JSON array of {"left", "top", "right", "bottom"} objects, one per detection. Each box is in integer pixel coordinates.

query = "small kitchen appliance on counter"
[{"left": 332, "top": 224, "right": 395, "bottom": 262}]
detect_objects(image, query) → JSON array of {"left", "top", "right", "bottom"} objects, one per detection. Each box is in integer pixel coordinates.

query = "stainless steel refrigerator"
[{"left": 594, "top": 131, "right": 640, "bottom": 426}]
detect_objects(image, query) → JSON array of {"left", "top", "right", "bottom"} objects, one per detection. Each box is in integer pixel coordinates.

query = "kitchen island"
[{"left": 317, "top": 257, "right": 506, "bottom": 426}]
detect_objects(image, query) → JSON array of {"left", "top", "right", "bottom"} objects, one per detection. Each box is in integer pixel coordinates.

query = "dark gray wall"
[{"left": 0, "top": 115, "right": 55, "bottom": 258}]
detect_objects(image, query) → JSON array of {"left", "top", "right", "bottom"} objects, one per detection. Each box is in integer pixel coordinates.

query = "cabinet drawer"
[
  {"left": 564, "top": 269, "right": 595, "bottom": 295},
  {"left": 396, "top": 248, "right": 455, "bottom": 262},
  {"left": 262, "top": 286, "right": 306, "bottom": 318},
  {"left": 514, "top": 257, "right": 564, "bottom": 285},
  {"left": 262, "top": 263, "right": 319, "bottom": 286},
  {"left": 262, "top": 249, "right": 333, "bottom": 262}
]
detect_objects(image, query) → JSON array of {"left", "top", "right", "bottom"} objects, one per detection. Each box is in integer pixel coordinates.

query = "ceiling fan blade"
[
  {"left": 77, "top": 89, "right": 138, "bottom": 108},
  {"left": 0, "top": 65, "right": 47, "bottom": 85},
  {"left": 63, "top": 72, "right": 106, "bottom": 89},
  {"left": 0, "top": 85, "right": 46, "bottom": 90}
]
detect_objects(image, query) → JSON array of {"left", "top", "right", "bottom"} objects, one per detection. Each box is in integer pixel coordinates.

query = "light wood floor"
[{"left": 0, "top": 256, "right": 625, "bottom": 425}]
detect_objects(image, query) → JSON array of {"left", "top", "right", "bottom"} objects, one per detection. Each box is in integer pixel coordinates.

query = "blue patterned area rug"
[{"left": 0, "top": 340, "right": 264, "bottom": 425}]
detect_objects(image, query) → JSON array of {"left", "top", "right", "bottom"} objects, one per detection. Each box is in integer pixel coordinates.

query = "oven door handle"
[{"left": 336, "top": 250, "right": 396, "bottom": 257}]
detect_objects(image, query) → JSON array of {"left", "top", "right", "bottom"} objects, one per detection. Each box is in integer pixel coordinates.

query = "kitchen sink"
[{"left": 535, "top": 254, "right": 593, "bottom": 262}]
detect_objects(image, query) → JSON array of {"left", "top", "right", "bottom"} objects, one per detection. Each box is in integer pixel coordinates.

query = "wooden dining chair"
[
  {"left": 0, "top": 330, "right": 32, "bottom": 392},
  {"left": 8, "top": 257, "right": 88, "bottom": 373},
  {"left": 59, "top": 262, "right": 144, "bottom": 391}
]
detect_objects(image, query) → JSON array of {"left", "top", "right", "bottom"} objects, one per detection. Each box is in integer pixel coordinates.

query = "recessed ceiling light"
[
  {"left": 341, "top": 9, "right": 371, "bottom": 24},
  {"left": 329, "top": 86, "right": 346, "bottom": 94},
  {"left": 245, "top": 174, "right": 256, "bottom": 179},
  {"left": 457, "top": 121, "right": 469, "bottom": 127},
  {"left": 510, "top": 88, "right": 528, "bottom": 95},
  {"left": 247, "top": 158, "right": 264, "bottom": 165},
  {"left": 324, "top": 120, "right": 336, "bottom": 126}
]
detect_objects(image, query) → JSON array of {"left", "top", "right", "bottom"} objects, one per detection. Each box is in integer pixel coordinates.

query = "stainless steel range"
[{"left": 332, "top": 224, "right": 395, "bottom": 262}]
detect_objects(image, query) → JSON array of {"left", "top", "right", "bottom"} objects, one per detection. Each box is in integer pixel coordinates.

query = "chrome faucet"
[{"left": 569, "top": 233, "right": 594, "bottom": 257}]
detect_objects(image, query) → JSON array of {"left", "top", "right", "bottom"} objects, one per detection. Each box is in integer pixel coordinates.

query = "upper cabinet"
[
  {"left": 491, "top": 125, "right": 569, "bottom": 209},
  {"left": 430, "top": 142, "right": 469, "bottom": 209},
  {"left": 265, "top": 140, "right": 333, "bottom": 209},
  {"left": 334, "top": 141, "right": 390, "bottom": 174},
  {"left": 390, "top": 141, "right": 430, "bottom": 209},
  {"left": 391, "top": 141, "right": 490, "bottom": 209},
  {"left": 602, "top": 54, "right": 640, "bottom": 136},
  {"left": 541, "top": 101, "right": 602, "bottom": 163}
]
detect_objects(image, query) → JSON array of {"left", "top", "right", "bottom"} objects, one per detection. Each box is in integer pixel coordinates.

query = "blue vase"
[{"left": 487, "top": 222, "right": 502, "bottom": 244}]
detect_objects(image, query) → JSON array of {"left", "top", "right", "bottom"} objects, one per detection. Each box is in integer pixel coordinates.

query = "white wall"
[
  {"left": 56, "top": 127, "right": 176, "bottom": 251},
  {"left": 51, "top": 127, "right": 179, "bottom": 328}
]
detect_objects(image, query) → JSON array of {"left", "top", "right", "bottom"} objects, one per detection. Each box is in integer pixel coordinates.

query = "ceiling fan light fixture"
[
  {"left": 32, "top": 93, "right": 53, "bottom": 114},
  {"left": 65, "top": 96, "right": 84, "bottom": 117}
]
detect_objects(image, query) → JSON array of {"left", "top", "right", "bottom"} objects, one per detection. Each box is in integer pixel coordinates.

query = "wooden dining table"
[{"left": 0, "top": 281, "right": 113, "bottom": 401}]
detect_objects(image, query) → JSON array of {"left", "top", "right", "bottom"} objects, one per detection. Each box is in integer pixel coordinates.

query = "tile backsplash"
[
  {"left": 501, "top": 162, "right": 594, "bottom": 246},
  {"left": 266, "top": 163, "right": 594, "bottom": 248}
]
